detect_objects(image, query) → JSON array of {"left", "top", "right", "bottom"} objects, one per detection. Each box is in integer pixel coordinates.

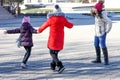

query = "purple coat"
[{"left": 6, "top": 22, "right": 37, "bottom": 47}]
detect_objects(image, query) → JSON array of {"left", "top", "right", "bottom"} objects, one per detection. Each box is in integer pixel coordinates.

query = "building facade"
[
  {"left": 24, "top": 0, "right": 97, "bottom": 4},
  {"left": 24, "top": 0, "right": 120, "bottom": 8}
]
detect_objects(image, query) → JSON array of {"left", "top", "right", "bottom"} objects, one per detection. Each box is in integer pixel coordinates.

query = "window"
[
  {"left": 38, "top": 0, "right": 42, "bottom": 2},
  {"left": 27, "top": 0, "right": 31, "bottom": 3},
  {"left": 56, "top": 0, "right": 65, "bottom": 2},
  {"left": 56, "top": 0, "right": 76, "bottom": 3},
  {"left": 48, "top": 0, "right": 52, "bottom": 2},
  {"left": 82, "top": 0, "right": 89, "bottom": 3},
  {"left": 91, "top": 0, "right": 97, "bottom": 3}
]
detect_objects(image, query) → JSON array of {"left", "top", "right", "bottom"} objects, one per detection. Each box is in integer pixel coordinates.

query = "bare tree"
[{"left": 5, "top": 0, "right": 23, "bottom": 15}]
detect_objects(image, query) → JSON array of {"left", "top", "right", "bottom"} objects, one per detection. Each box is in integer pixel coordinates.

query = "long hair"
[
  {"left": 91, "top": 9, "right": 103, "bottom": 19},
  {"left": 90, "top": 9, "right": 96, "bottom": 17},
  {"left": 97, "top": 10, "right": 103, "bottom": 18}
]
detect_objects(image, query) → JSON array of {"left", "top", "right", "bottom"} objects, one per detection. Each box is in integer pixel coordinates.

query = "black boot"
[
  {"left": 92, "top": 47, "right": 101, "bottom": 63},
  {"left": 50, "top": 61, "right": 56, "bottom": 70},
  {"left": 57, "top": 61, "right": 65, "bottom": 73},
  {"left": 102, "top": 48, "right": 109, "bottom": 65}
]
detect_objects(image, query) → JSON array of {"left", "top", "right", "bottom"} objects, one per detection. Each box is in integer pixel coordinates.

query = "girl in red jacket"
[{"left": 37, "top": 5, "right": 73, "bottom": 73}]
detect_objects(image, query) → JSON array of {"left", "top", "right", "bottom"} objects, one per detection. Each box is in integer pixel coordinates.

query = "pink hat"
[
  {"left": 94, "top": 3, "right": 103, "bottom": 11},
  {"left": 22, "top": 16, "right": 30, "bottom": 23}
]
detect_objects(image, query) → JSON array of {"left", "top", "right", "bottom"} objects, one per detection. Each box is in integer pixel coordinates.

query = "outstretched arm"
[
  {"left": 37, "top": 20, "right": 50, "bottom": 33},
  {"left": 5, "top": 28, "right": 20, "bottom": 34},
  {"left": 30, "top": 27, "right": 37, "bottom": 33},
  {"left": 65, "top": 19, "right": 73, "bottom": 29}
]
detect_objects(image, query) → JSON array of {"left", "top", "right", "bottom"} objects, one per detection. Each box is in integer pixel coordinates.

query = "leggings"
[
  {"left": 94, "top": 33, "right": 107, "bottom": 48},
  {"left": 22, "top": 46, "right": 31, "bottom": 64},
  {"left": 49, "top": 49, "right": 60, "bottom": 64}
]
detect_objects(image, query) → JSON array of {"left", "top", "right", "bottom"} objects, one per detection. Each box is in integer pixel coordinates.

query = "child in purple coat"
[{"left": 5, "top": 16, "right": 37, "bottom": 68}]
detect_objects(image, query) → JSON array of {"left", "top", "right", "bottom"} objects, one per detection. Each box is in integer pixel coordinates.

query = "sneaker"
[
  {"left": 58, "top": 67, "right": 65, "bottom": 73},
  {"left": 21, "top": 63, "right": 27, "bottom": 69}
]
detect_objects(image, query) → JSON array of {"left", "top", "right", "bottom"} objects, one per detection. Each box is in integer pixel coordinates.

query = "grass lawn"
[
  {"left": 106, "top": 8, "right": 120, "bottom": 12},
  {"left": 21, "top": 8, "right": 120, "bottom": 15},
  {"left": 21, "top": 8, "right": 53, "bottom": 14}
]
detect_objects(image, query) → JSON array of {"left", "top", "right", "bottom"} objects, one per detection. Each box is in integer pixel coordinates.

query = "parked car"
[{"left": 25, "top": 3, "right": 46, "bottom": 8}]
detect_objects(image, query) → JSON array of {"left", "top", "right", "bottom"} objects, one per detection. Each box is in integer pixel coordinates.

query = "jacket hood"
[{"left": 102, "top": 10, "right": 108, "bottom": 16}]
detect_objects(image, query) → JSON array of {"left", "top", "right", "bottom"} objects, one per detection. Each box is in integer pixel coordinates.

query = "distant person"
[
  {"left": 9, "top": 4, "right": 14, "bottom": 14},
  {"left": 91, "top": 0, "right": 112, "bottom": 65},
  {"left": 4, "top": 16, "right": 37, "bottom": 68},
  {"left": 37, "top": 4, "right": 73, "bottom": 73}
]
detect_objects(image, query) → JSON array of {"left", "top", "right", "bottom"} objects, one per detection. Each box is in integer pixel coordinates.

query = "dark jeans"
[
  {"left": 49, "top": 49, "right": 60, "bottom": 64},
  {"left": 22, "top": 46, "right": 31, "bottom": 64}
]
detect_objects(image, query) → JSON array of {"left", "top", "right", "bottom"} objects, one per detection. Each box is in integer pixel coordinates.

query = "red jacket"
[{"left": 38, "top": 12, "right": 73, "bottom": 50}]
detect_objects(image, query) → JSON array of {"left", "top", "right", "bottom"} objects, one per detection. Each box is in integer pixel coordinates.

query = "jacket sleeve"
[
  {"left": 6, "top": 28, "right": 20, "bottom": 34},
  {"left": 37, "top": 19, "right": 50, "bottom": 33},
  {"left": 30, "top": 26, "right": 37, "bottom": 33},
  {"left": 102, "top": 11, "right": 112, "bottom": 33},
  {"left": 64, "top": 18, "right": 73, "bottom": 29}
]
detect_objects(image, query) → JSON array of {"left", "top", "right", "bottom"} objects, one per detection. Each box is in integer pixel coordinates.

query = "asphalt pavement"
[{"left": 0, "top": 15, "right": 120, "bottom": 80}]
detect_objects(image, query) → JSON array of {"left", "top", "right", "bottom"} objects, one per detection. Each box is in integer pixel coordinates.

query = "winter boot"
[
  {"left": 102, "top": 48, "right": 109, "bottom": 65},
  {"left": 50, "top": 61, "right": 56, "bottom": 70},
  {"left": 57, "top": 61, "right": 65, "bottom": 73},
  {"left": 92, "top": 47, "right": 101, "bottom": 63}
]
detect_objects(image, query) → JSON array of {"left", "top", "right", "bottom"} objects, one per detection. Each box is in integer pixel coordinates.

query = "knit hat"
[
  {"left": 22, "top": 16, "right": 30, "bottom": 23},
  {"left": 53, "top": 4, "right": 62, "bottom": 13},
  {"left": 94, "top": 2, "right": 103, "bottom": 11}
]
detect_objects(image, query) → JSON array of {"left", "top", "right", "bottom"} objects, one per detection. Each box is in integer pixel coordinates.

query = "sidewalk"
[{"left": 0, "top": 17, "right": 120, "bottom": 80}]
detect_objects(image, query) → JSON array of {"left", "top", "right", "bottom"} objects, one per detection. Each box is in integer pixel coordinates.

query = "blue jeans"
[{"left": 94, "top": 33, "right": 107, "bottom": 48}]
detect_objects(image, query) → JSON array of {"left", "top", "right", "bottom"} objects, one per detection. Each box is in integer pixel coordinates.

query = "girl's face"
[
  {"left": 94, "top": 9, "right": 99, "bottom": 14},
  {"left": 91, "top": 9, "right": 96, "bottom": 16}
]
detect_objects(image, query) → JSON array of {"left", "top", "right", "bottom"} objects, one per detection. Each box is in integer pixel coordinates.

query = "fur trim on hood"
[{"left": 47, "top": 12, "right": 65, "bottom": 18}]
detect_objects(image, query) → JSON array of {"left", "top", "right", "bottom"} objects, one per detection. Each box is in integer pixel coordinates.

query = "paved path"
[{"left": 0, "top": 16, "right": 120, "bottom": 80}]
